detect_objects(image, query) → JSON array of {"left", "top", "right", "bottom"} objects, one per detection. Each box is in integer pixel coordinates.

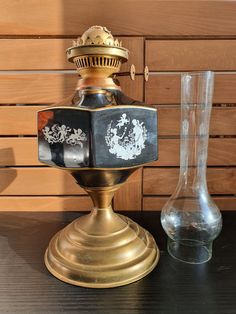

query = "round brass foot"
[{"left": 45, "top": 213, "right": 159, "bottom": 288}]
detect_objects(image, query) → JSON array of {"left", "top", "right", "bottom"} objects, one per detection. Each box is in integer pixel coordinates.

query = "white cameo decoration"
[
  {"left": 42, "top": 124, "right": 87, "bottom": 147},
  {"left": 105, "top": 113, "right": 147, "bottom": 160}
]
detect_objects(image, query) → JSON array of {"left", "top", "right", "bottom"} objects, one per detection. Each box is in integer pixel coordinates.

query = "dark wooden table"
[{"left": 0, "top": 211, "right": 235, "bottom": 314}]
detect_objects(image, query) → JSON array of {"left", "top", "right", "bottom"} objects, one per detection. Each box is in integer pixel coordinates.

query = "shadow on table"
[
  {"left": 0, "top": 212, "right": 77, "bottom": 275},
  {"left": 0, "top": 148, "right": 17, "bottom": 193}
]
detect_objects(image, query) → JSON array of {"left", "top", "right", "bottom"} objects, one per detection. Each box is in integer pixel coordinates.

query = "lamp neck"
[{"left": 76, "top": 77, "right": 121, "bottom": 91}]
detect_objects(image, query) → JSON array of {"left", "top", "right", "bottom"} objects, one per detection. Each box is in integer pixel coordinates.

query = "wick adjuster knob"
[
  {"left": 144, "top": 66, "right": 149, "bottom": 82},
  {"left": 115, "top": 64, "right": 136, "bottom": 80},
  {"left": 130, "top": 64, "right": 136, "bottom": 81}
]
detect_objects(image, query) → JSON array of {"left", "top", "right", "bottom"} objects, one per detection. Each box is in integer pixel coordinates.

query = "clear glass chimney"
[{"left": 161, "top": 71, "right": 222, "bottom": 264}]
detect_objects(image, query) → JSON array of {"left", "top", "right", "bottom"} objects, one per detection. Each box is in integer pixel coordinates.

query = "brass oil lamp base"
[
  {"left": 38, "top": 26, "right": 160, "bottom": 288},
  {"left": 45, "top": 172, "right": 159, "bottom": 288}
]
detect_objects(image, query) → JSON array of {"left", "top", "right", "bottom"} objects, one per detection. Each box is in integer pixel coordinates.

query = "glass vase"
[{"left": 161, "top": 71, "right": 222, "bottom": 264}]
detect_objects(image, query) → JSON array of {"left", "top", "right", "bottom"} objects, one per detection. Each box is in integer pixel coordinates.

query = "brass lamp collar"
[{"left": 67, "top": 45, "right": 128, "bottom": 63}]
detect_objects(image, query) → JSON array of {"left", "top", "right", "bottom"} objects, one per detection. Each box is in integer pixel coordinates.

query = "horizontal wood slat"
[
  {"left": 158, "top": 107, "right": 236, "bottom": 136},
  {"left": 143, "top": 167, "right": 236, "bottom": 195},
  {"left": 0, "top": 37, "right": 143, "bottom": 72},
  {"left": 143, "top": 197, "right": 236, "bottom": 211},
  {"left": 1, "top": 72, "right": 235, "bottom": 106},
  {"left": 0, "top": 196, "right": 92, "bottom": 211},
  {"left": 3, "top": 195, "right": 234, "bottom": 212},
  {"left": 152, "top": 138, "right": 236, "bottom": 167},
  {"left": 0, "top": 106, "right": 45, "bottom": 135},
  {"left": 0, "top": 138, "right": 40, "bottom": 166},
  {"left": 1, "top": 1, "right": 236, "bottom": 36},
  {"left": 1, "top": 137, "right": 236, "bottom": 167},
  {"left": 1, "top": 106, "right": 235, "bottom": 136},
  {"left": 146, "top": 74, "right": 236, "bottom": 104},
  {"left": 0, "top": 74, "right": 143, "bottom": 104},
  {"left": 146, "top": 40, "right": 236, "bottom": 71},
  {"left": 0, "top": 168, "right": 86, "bottom": 195}
]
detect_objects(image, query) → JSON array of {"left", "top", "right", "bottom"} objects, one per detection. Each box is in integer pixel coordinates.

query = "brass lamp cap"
[{"left": 66, "top": 26, "right": 129, "bottom": 77}]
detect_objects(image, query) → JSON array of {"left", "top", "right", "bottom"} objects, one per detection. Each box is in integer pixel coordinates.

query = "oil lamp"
[{"left": 38, "top": 26, "right": 159, "bottom": 288}]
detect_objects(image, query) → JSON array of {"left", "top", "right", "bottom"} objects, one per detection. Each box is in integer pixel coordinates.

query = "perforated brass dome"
[{"left": 74, "top": 25, "right": 122, "bottom": 47}]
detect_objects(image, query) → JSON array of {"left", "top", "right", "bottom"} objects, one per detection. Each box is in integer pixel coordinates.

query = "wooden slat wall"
[
  {"left": 0, "top": 0, "right": 236, "bottom": 212},
  {"left": 0, "top": 1, "right": 236, "bottom": 36}
]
